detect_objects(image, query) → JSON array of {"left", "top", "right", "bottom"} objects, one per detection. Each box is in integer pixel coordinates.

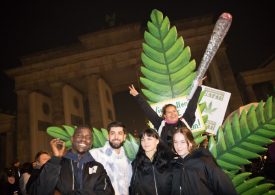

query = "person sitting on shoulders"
[{"left": 129, "top": 78, "right": 204, "bottom": 147}]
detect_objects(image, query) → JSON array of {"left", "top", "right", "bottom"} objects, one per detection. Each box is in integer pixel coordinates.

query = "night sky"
[{"left": 0, "top": 1, "right": 274, "bottom": 114}]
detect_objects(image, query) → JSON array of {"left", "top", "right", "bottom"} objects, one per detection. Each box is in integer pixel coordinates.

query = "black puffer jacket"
[
  {"left": 171, "top": 148, "right": 237, "bottom": 195},
  {"left": 130, "top": 143, "right": 174, "bottom": 195}
]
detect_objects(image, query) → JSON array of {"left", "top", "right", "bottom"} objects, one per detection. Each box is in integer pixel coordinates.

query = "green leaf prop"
[
  {"left": 209, "top": 96, "right": 275, "bottom": 194},
  {"left": 62, "top": 125, "right": 75, "bottom": 137},
  {"left": 209, "top": 97, "right": 275, "bottom": 171},
  {"left": 140, "top": 9, "right": 197, "bottom": 103},
  {"left": 192, "top": 129, "right": 207, "bottom": 145},
  {"left": 47, "top": 126, "right": 71, "bottom": 141},
  {"left": 232, "top": 172, "right": 275, "bottom": 195},
  {"left": 124, "top": 135, "right": 139, "bottom": 161},
  {"left": 92, "top": 127, "right": 107, "bottom": 148}
]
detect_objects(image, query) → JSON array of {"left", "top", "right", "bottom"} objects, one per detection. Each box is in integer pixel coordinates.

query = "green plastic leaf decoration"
[
  {"left": 65, "top": 140, "right": 72, "bottom": 148},
  {"left": 263, "top": 190, "right": 275, "bottom": 195},
  {"left": 123, "top": 135, "right": 139, "bottom": 161},
  {"left": 208, "top": 96, "right": 275, "bottom": 194},
  {"left": 242, "top": 184, "right": 274, "bottom": 195},
  {"left": 192, "top": 129, "right": 206, "bottom": 145},
  {"left": 62, "top": 125, "right": 75, "bottom": 137},
  {"left": 127, "top": 133, "right": 140, "bottom": 152},
  {"left": 231, "top": 173, "right": 275, "bottom": 195},
  {"left": 232, "top": 172, "right": 252, "bottom": 187},
  {"left": 209, "top": 96, "right": 275, "bottom": 172},
  {"left": 208, "top": 135, "right": 217, "bottom": 158},
  {"left": 47, "top": 126, "right": 71, "bottom": 141},
  {"left": 140, "top": 9, "right": 197, "bottom": 103},
  {"left": 47, "top": 126, "right": 74, "bottom": 149},
  {"left": 194, "top": 135, "right": 207, "bottom": 145},
  {"left": 198, "top": 90, "right": 206, "bottom": 103},
  {"left": 192, "top": 129, "right": 205, "bottom": 138},
  {"left": 92, "top": 127, "right": 107, "bottom": 148},
  {"left": 236, "top": 176, "right": 265, "bottom": 194},
  {"left": 101, "top": 128, "right": 109, "bottom": 140},
  {"left": 199, "top": 102, "right": 206, "bottom": 113},
  {"left": 202, "top": 115, "right": 208, "bottom": 123}
]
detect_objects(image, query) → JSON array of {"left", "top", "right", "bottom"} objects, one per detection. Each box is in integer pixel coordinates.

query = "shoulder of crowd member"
[
  {"left": 47, "top": 156, "right": 62, "bottom": 165},
  {"left": 187, "top": 147, "right": 219, "bottom": 167},
  {"left": 134, "top": 93, "right": 143, "bottom": 100}
]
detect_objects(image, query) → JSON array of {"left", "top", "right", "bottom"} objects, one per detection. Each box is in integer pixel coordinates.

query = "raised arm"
[
  {"left": 27, "top": 157, "right": 61, "bottom": 195},
  {"left": 182, "top": 78, "right": 205, "bottom": 127},
  {"left": 129, "top": 84, "right": 163, "bottom": 129}
]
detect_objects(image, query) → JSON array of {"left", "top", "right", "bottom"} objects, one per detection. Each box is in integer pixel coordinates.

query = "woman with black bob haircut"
[
  {"left": 130, "top": 128, "right": 174, "bottom": 195},
  {"left": 171, "top": 127, "right": 237, "bottom": 195}
]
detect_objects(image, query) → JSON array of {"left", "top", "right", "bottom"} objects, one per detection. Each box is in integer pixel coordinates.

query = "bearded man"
[{"left": 90, "top": 121, "right": 132, "bottom": 195}]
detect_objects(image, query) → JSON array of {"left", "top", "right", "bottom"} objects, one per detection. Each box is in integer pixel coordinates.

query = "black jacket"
[
  {"left": 134, "top": 86, "right": 202, "bottom": 146},
  {"left": 171, "top": 148, "right": 237, "bottom": 195},
  {"left": 28, "top": 151, "right": 114, "bottom": 195},
  {"left": 130, "top": 143, "right": 174, "bottom": 195}
]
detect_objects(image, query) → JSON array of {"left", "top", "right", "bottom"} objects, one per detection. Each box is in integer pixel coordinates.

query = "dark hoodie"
[{"left": 171, "top": 148, "right": 237, "bottom": 195}]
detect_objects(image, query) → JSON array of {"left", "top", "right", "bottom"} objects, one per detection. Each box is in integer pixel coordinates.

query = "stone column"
[
  {"left": 6, "top": 130, "right": 15, "bottom": 166},
  {"left": 210, "top": 59, "right": 225, "bottom": 90},
  {"left": 50, "top": 82, "right": 65, "bottom": 125},
  {"left": 85, "top": 75, "right": 104, "bottom": 128},
  {"left": 245, "top": 85, "right": 257, "bottom": 102},
  {"left": 16, "top": 89, "right": 31, "bottom": 162},
  {"left": 215, "top": 48, "right": 244, "bottom": 112}
]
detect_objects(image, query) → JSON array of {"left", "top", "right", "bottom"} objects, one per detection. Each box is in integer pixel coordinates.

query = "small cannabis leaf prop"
[
  {"left": 47, "top": 126, "right": 139, "bottom": 161},
  {"left": 140, "top": 9, "right": 197, "bottom": 103},
  {"left": 208, "top": 96, "right": 275, "bottom": 194},
  {"left": 204, "top": 102, "right": 218, "bottom": 114}
]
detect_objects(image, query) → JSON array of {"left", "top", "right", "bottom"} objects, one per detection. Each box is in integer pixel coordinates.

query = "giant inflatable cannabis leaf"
[
  {"left": 208, "top": 96, "right": 275, "bottom": 194},
  {"left": 140, "top": 9, "right": 197, "bottom": 103}
]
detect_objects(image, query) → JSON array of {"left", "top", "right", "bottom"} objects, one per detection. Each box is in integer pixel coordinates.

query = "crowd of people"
[{"left": 0, "top": 83, "right": 239, "bottom": 195}]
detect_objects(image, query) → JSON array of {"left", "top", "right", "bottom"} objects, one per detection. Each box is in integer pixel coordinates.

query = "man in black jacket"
[{"left": 28, "top": 126, "right": 114, "bottom": 195}]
